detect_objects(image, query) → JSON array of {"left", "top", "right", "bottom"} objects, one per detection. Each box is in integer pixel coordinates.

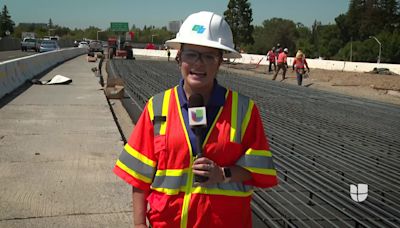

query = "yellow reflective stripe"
[
  {"left": 203, "top": 90, "right": 229, "bottom": 146},
  {"left": 148, "top": 97, "right": 154, "bottom": 121},
  {"left": 245, "top": 166, "right": 277, "bottom": 176},
  {"left": 124, "top": 144, "right": 156, "bottom": 167},
  {"left": 245, "top": 148, "right": 272, "bottom": 157},
  {"left": 230, "top": 91, "right": 238, "bottom": 142},
  {"left": 159, "top": 89, "right": 171, "bottom": 135},
  {"left": 151, "top": 186, "right": 186, "bottom": 195},
  {"left": 192, "top": 186, "right": 253, "bottom": 197},
  {"left": 156, "top": 168, "right": 189, "bottom": 176},
  {"left": 241, "top": 100, "right": 254, "bottom": 140},
  {"left": 174, "top": 86, "right": 194, "bottom": 228},
  {"left": 151, "top": 186, "right": 253, "bottom": 197},
  {"left": 116, "top": 160, "right": 152, "bottom": 183}
]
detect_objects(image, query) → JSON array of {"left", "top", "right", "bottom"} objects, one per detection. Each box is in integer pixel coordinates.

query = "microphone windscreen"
[{"left": 188, "top": 93, "right": 204, "bottom": 108}]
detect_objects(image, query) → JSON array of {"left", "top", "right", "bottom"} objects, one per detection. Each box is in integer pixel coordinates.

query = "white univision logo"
[{"left": 350, "top": 184, "right": 368, "bottom": 202}]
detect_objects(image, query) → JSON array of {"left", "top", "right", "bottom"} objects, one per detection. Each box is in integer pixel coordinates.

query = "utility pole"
[
  {"left": 151, "top": 34, "right": 158, "bottom": 43},
  {"left": 369, "top": 36, "right": 381, "bottom": 64},
  {"left": 350, "top": 37, "right": 353, "bottom": 62},
  {"left": 97, "top": 30, "right": 104, "bottom": 41}
]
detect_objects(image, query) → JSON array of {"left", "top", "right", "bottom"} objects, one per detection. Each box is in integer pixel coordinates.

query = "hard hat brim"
[{"left": 165, "top": 38, "right": 242, "bottom": 58}]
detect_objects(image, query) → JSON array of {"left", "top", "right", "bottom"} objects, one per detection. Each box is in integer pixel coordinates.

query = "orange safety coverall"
[{"left": 114, "top": 85, "right": 278, "bottom": 228}]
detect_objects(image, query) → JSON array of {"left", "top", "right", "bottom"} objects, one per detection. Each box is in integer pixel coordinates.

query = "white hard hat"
[{"left": 165, "top": 11, "right": 241, "bottom": 58}]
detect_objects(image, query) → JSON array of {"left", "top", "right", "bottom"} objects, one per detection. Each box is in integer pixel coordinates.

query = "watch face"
[{"left": 224, "top": 167, "right": 232, "bottom": 178}]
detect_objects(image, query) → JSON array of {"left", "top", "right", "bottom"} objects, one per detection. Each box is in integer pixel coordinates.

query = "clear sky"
[{"left": 2, "top": 0, "right": 350, "bottom": 30}]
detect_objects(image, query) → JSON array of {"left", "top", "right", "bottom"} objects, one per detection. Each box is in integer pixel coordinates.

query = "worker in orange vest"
[
  {"left": 113, "top": 11, "right": 278, "bottom": 228},
  {"left": 292, "top": 50, "right": 310, "bottom": 86},
  {"left": 272, "top": 47, "right": 288, "bottom": 81},
  {"left": 266, "top": 46, "right": 276, "bottom": 73}
]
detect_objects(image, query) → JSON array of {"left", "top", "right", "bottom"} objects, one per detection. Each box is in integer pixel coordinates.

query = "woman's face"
[{"left": 179, "top": 44, "right": 222, "bottom": 92}]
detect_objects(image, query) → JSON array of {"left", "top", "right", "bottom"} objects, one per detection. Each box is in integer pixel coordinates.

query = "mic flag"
[
  {"left": 188, "top": 93, "right": 209, "bottom": 183},
  {"left": 188, "top": 94, "right": 207, "bottom": 127}
]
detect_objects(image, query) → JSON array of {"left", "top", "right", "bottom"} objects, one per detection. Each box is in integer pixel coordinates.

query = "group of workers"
[{"left": 267, "top": 44, "right": 310, "bottom": 86}]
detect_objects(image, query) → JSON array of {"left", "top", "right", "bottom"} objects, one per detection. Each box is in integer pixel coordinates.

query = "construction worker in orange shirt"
[
  {"left": 272, "top": 47, "right": 289, "bottom": 81},
  {"left": 266, "top": 46, "right": 276, "bottom": 73},
  {"left": 292, "top": 50, "right": 310, "bottom": 86}
]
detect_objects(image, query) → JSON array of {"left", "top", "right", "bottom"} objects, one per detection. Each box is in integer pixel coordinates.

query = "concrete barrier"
[
  {"left": 0, "top": 48, "right": 87, "bottom": 99},
  {"left": 132, "top": 48, "right": 400, "bottom": 75}
]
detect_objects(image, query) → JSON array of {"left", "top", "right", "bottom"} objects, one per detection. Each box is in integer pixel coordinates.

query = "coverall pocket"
[{"left": 206, "top": 142, "right": 243, "bottom": 166}]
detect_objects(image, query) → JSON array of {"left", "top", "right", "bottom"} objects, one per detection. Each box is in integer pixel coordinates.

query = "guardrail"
[{"left": 0, "top": 48, "right": 88, "bottom": 99}]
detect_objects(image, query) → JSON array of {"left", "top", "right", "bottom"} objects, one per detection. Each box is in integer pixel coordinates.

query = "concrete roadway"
[{"left": 0, "top": 55, "right": 132, "bottom": 227}]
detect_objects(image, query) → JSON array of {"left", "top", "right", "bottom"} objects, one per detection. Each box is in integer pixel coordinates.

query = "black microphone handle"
[{"left": 194, "top": 128, "right": 209, "bottom": 183}]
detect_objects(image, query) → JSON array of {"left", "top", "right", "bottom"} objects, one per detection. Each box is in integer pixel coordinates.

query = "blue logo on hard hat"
[{"left": 192, "top": 25, "right": 206, "bottom": 34}]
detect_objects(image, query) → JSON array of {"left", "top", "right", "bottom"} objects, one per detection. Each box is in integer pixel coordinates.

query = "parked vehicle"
[
  {"left": 89, "top": 40, "right": 104, "bottom": 53},
  {"left": 39, "top": 40, "right": 60, "bottom": 53},
  {"left": 78, "top": 41, "right": 89, "bottom": 49},
  {"left": 21, "top": 38, "right": 38, "bottom": 52},
  {"left": 73, "top": 40, "right": 81, "bottom": 47}
]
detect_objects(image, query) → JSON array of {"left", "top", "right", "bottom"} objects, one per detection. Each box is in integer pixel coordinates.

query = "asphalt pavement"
[{"left": 0, "top": 55, "right": 132, "bottom": 228}]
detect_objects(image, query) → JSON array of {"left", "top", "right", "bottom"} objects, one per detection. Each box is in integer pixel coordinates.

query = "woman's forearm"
[{"left": 132, "top": 187, "right": 148, "bottom": 227}]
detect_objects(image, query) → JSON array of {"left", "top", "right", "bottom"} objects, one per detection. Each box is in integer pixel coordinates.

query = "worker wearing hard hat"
[
  {"left": 113, "top": 11, "right": 277, "bottom": 228},
  {"left": 272, "top": 47, "right": 289, "bottom": 81}
]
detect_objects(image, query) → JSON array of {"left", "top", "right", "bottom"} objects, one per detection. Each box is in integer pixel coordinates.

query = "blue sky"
[{"left": 2, "top": 0, "right": 349, "bottom": 30}]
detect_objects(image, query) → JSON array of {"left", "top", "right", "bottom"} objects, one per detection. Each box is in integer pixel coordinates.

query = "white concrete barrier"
[
  {"left": 132, "top": 48, "right": 400, "bottom": 75},
  {"left": 0, "top": 48, "right": 87, "bottom": 99}
]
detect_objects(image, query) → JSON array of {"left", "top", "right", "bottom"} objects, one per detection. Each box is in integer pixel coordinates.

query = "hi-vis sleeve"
[
  {"left": 236, "top": 103, "right": 278, "bottom": 188},
  {"left": 113, "top": 102, "right": 157, "bottom": 190}
]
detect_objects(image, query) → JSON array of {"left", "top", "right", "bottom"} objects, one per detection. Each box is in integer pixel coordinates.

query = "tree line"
[
  {"left": 1, "top": 0, "right": 399, "bottom": 63},
  {"left": 226, "top": 0, "right": 400, "bottom": 63}
]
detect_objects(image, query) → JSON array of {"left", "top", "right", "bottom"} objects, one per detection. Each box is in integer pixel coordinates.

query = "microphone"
[{"left": 188, "top": 93, "right": 208, "bottom": 182}]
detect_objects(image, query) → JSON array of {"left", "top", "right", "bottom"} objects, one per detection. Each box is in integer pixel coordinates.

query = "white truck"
[{"left": 21, "top": 37, "right": 39, "bottom": 52}]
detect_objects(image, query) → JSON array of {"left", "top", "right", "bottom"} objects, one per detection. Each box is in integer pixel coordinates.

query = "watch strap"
[{"left": 222, "top": 167, "right": 232, "bottom": 183}]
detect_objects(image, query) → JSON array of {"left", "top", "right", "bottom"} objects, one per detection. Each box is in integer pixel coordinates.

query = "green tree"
[
  {"left": 248, "top": 18, "right": 298, "bottom": 54},
  {"left": 295, "top": 23, "right": 314, "bottom": 58},
  {"left": 0, "top": 5, "right": 15, "bottom": 37},
  {"left": 224, "top": 0, "right": 254, "bottom": 50},
  {"left": 318, "top": 24, "right": 343, "bottom": 59}
]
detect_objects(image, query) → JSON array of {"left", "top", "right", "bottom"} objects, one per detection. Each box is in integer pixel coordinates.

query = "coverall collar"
[{"left": 178, "top": 79, "right": 226, "bottom": 108}]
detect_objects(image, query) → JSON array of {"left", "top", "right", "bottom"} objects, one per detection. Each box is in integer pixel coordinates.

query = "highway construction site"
[{"left": 106, "top": 58, "right": 400, "bottom": 228}]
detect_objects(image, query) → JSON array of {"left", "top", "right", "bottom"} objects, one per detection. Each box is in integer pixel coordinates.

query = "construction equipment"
[{"left": 107, "top": 37, "right": 134, "bottom": 59}]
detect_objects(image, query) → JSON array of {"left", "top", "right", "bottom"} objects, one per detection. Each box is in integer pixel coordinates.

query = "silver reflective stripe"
[
  {"left": 152, "top": 92, "right": 165, "bottom": 136},
  {"left": 119, "top": 149, "right": 155, "bottom": 179},
  {"left": 233, "top": 93, "right": 250, "bottom": 144},
  {"left": 207, "top": 182, "right": 253, "bottom": 192},
  {"left": 152, "top": 173, "right": 188, "bottom": 189},
  {"left": 152, "top": 175, "right": 252, "bottom": 193},
  {"left": 236, "top": 154, "right": 275, "bottom": 170}
]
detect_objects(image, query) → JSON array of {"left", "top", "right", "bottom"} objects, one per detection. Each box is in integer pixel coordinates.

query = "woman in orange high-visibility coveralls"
[{"left": 113, "top": 11, "right": 278, "bottom": 228}]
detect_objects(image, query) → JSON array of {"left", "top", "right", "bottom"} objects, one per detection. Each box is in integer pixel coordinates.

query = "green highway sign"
[{"left": 110, "top": 22, "right": 129, "bottom": 32}]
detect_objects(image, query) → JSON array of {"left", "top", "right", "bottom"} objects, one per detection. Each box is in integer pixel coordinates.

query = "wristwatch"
[{"left": 222, "top": 167, "right": 232, "bottom": 183}]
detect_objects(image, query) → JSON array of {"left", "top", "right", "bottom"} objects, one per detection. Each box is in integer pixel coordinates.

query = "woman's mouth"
[{"left": 190, "top": 70, "right": 207, "bottom": 78}]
